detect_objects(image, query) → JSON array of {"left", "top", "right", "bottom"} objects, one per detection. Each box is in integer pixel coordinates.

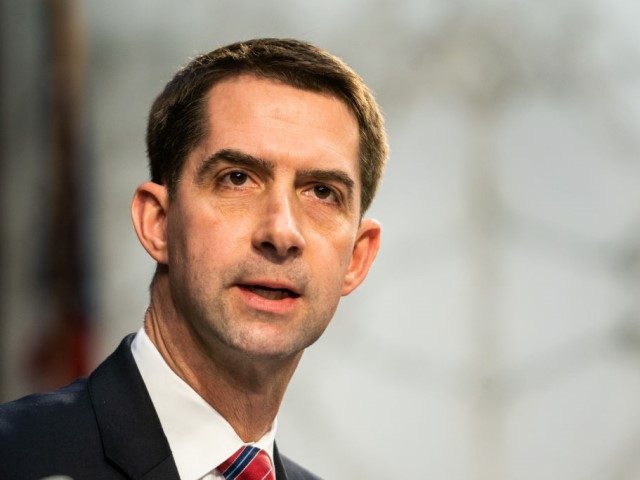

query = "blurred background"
[{"left": 2, "top": 0, "right": 640, "bottom": 478}]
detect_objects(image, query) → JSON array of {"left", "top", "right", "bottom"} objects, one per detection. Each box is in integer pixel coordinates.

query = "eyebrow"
[
  {"left": 195, "top": 149, "right": 275, "bottom": 184},
  {"left": 195, "top": 148, "right": 356, "bottom": 204}
]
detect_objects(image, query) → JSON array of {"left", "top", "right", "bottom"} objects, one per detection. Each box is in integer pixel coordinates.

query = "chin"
[
  {"left": 228, "top": 342, "right": 302, "bottom": 361},
  {"left": 227, "top": 326, "right": 323, "bottom": 361}
]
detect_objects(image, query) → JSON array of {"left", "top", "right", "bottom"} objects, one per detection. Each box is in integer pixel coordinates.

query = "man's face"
[{"left": 164, "top": 75, "right": 376, "bottom": 359}]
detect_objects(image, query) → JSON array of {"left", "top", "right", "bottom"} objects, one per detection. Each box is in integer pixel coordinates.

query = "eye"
[
  {"left": 217, "top": 170, "right": 255, "bottom": 189},
  {"left": 227, "top": 171, "right": 248, "bottom": 186},
  {"left": 214, "top": 169, "right": 260, "bottom": 195},
  {"left": 313, "top": 184, "right": 333, "bottom": 199},
  {"left": 307, "top": 183, "right": 340, "bottom": 205}
]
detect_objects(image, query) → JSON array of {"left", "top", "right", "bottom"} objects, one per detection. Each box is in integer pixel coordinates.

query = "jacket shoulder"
[
  {"left": 0, "top": 378, "right": 92, "bottom": 438},
  {"left": 0, "top": 378, "right": 116, "bottom": 479}
]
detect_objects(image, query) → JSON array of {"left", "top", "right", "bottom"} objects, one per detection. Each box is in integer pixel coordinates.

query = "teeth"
[{"left": 247, "top": 286, "right": 293, "bottom": 300}]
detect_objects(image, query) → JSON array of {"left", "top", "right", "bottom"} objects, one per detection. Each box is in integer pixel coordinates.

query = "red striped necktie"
[{"left": 217, "top": 445, "right": 275, "bottom": 480}]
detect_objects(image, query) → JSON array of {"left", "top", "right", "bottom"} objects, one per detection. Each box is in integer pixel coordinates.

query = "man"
[{"left": 0, "top": 38, "right": 387, "bottom": 480}]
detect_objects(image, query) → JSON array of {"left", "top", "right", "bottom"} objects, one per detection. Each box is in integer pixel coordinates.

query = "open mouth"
[{"left": 240, "top": 285, "right": 300, "bottom": 301}]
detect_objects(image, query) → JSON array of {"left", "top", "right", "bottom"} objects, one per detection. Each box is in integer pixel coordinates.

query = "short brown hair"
[{"left": 146, "top": 38, "right": 387, "bottom": 213}]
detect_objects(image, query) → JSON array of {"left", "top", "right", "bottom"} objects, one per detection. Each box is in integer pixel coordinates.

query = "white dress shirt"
[{"left": 131, "top": 328, "right": 277, "bottom": 480}]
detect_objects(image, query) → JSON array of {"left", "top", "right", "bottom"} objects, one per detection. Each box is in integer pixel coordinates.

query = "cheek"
[
  {"left": 312, "top": 232, "right": 355, "bottom": 281},
  {"left": 166, "top": 211, "right": 217, "bottom": 276},
  {"left": 304, "top": 205, "right": 353, "bottom": 239},
  {"left": 166, "top": 213, "right": 188, "bottom": 266},
  {"left": 177, "top": 203, "right": 251, "bottom": 252}
]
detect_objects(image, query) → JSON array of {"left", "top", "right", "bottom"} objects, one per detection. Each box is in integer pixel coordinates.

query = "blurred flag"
[{"left": 27, "top": 0, "right": 93, "bottom": 390}]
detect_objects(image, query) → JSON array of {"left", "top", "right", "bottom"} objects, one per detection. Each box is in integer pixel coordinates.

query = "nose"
[{"left": 252, "top": 192, "right": 306, "bottom": 260}]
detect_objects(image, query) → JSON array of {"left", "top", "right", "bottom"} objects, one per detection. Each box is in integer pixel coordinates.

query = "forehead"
[{"left": 196, "top": 75, "right": 360, "bottom": 179}]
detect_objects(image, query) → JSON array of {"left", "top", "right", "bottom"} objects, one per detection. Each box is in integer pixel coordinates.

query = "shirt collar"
[{"left": 131, "top": 327, "right": 277, "bottom": 480}]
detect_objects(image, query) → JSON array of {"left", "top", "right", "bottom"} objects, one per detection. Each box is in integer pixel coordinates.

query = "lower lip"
[{"left": 235, "top": 286, "right": 299, "bottom": 314}]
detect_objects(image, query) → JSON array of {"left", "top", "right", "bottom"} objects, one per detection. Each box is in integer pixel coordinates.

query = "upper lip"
[{"left": 237, "top": 279, "right": 302, "bottom": 296}]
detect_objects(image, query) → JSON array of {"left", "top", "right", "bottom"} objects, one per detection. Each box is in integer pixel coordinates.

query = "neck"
[{"left": 144, "top": 274, "right": 302, "bottom": 442}]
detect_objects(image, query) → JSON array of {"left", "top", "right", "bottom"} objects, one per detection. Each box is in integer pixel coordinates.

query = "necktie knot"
[{"left": 217, "top": 445, "right": 275, "bottom": 480}]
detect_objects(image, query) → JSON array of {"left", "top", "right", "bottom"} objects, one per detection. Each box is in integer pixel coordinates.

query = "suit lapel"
[
  {"left": 87, "top": 335, "right": 296, "bottom": 480},
  {"left": 88, "top": 334, "right": 180, "bottom": 480},
  {"left": 273, "top": 443, "right": 289, "bottom": 480}
]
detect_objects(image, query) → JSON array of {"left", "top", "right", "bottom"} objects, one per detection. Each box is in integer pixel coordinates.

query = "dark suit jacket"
[{"left": 0, "top": 335, "right": 320, "bottom": 480}]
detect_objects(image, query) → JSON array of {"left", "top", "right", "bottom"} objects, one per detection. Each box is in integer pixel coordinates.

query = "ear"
[
  {"left": 341, "top": 218, "right": 381, "bottom": 296},
  {"left": 131, "top": 182, "right": 169, "bottom": 265}
]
